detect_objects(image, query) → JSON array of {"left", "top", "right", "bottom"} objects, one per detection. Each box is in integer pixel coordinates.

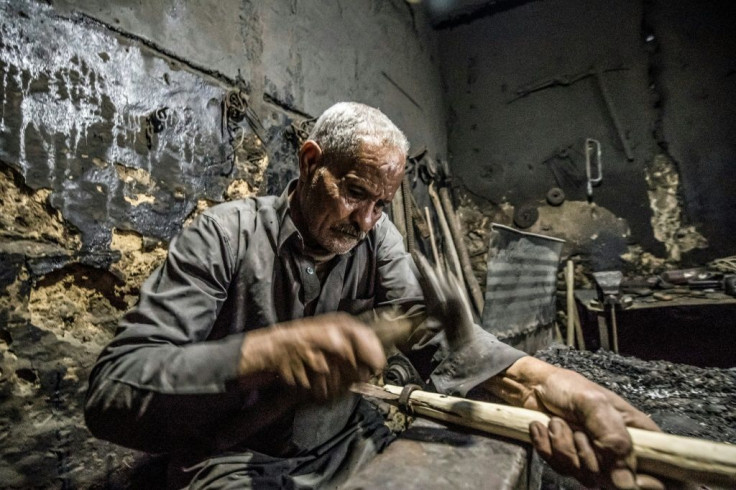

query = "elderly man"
[{"left": 85, "top": 102, "right": 660, "bottom": 489}]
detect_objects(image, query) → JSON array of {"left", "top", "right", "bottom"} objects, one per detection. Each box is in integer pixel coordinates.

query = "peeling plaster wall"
[
  {"left": 54, "top": 0, "right": 448, "bottom": 194},
  {"left": 0, "top": 0, "right": 445, "bottom": 486},
  {"left": 647, "top": 1, "right": 736, "bottom": 262},
  {"left": 645, "top": 154, "right": 707, "bottom": 262},
  {"left": 438, "top": 0, "right": 734, "bottom": 270}
]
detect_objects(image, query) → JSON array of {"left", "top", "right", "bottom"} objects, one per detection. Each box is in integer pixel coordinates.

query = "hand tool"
[
  {"left": 593, "top": 65, "right": 634, "bottom": 161},
  {"left": 511, "top": 65, "right": 634, "bottom": 161},
  {"left": 420, "top": 156, "right": 484, "bottom": 317},
  {"left": 424, "top": 206, "right": 441, "bottom": 267},
  {"left": 592, "top": 270, "right": 623, "bottom": 353},
  {"left": 427, "top": 182, "right": 464, "bottom": 290},
  {"left": 350, "top": 382, "right": 736, "bottom": 487},
  {"left": 389, "top": 182, "right": 407, "bottom": 249},
  {"left": 438, "top": 185, "right": 484, "bottom": 316}
]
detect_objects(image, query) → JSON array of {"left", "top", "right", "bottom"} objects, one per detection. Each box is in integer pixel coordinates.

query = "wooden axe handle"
[{"left": 368, "top": 384, "right": 736, "bottom": 486}]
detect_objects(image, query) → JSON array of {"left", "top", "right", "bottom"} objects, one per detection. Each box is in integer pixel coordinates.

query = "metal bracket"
[{"left": 585, "top": 138, "right": 602, "bottom": 198}]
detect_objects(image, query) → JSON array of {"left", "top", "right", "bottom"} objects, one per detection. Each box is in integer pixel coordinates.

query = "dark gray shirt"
[{"left": 84, "top": 182, "right": 525, "bottom": 459}]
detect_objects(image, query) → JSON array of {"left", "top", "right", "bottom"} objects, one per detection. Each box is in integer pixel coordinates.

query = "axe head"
[{"left": 413, "top": 252, "right": 475, "bottom": 349}]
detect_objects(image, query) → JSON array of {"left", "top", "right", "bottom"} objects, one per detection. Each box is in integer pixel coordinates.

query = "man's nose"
[{"left": 351, "top": 202, "right": 378, "bottom": 233}]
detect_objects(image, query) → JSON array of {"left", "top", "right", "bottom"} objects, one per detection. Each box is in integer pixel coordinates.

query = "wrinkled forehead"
[
  {"left": 329, "top": 141, "right": 405, "bottom": 194},
  {"left": 339, "top": 141, "right": 405, "bottom": 173}
]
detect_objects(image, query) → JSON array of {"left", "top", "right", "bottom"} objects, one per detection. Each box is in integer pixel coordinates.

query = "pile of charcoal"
[{"left": 535, "top": 346, "right": 736, "bottom": 444}]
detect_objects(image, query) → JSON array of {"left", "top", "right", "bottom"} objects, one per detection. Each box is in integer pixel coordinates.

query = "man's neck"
[{"left": 288, "top": 188, "right": 336, "bottom": 264}]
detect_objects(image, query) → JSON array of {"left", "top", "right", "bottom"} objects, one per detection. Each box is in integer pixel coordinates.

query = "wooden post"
[{"left": 565, "top": 260, "right": 576, "bottom": 347}]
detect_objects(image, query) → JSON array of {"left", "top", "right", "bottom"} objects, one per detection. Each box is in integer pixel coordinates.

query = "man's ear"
[{"left": 298, "top": 140, "right": 323, "bottom": 182}]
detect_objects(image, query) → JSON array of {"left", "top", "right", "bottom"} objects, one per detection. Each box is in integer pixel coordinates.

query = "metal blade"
[{"left": 349, "top": 382, "right": 400, "bottom": 401}]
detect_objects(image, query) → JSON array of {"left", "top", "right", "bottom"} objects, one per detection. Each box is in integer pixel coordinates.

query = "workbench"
[
  {"left": 341, "top": 417, "right": 542, "bottom": 489},
  {"left": 575, "top": 289, "right": 736, "bottom": 367}
]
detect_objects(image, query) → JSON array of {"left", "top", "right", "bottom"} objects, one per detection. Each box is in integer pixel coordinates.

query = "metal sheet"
[{"left": 482, "top": 224, "right": 564, "bottom": 351}]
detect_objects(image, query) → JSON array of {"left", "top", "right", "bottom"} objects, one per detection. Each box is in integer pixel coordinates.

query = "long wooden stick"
[
  {"left": 565, "top": 260, "right": 576, "bottom": 347},
  {"left": 373, "top": 384, "right": 736, "bottom": 487},
  {"left": 438, "top": 186, "right": 485, "bottom": 316},
  {"left": 401, "top": 177, "right": 416, "bottom": 254},
  {"left": 572, "top": 298, "right": 586, "bottom": 350},
  {"left": 424, "top": 206, "right": 440, "bottom": 266},
  {"left": 391, "top": 179, "right": 407, "bottom": 249},
  {"left": 427, "top": 184, "right": 463, "bottom": 290}
]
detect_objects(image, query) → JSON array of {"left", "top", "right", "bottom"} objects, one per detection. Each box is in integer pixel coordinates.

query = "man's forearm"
[
  {"left": 85, "top": 334, "right": 250, "bottom": 453},
  {"left": 483, "top": 356, "right": 571, "bottom": 412}
]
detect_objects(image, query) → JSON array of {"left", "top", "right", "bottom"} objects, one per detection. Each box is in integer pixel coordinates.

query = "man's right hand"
[{"left": 237, "top": 313, "right": 386, "bottom": 401}]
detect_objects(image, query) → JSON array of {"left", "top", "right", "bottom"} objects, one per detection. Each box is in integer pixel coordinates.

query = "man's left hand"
[{"left": 486, "top": 356, "right": 663, "bottom": 489}]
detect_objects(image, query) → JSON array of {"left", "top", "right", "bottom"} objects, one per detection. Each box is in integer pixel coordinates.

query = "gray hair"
[{"left": 308, "top": 102, "right": 410, "bottom": 165}]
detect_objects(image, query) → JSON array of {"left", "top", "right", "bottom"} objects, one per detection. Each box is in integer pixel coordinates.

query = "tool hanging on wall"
[
  {"left": 391, "top": 152, "right": 431, "bottom": 255},
  {"left": 511, "top": 65, "right": 634, "bottom": 161},
  {"left": 420, "top": 155, "right": 484, "bottom": 317},
  {"left": 585, "top": 137, "right": 602, "bottom": 199},
  {"left": 424, "top": 206, "right": 441, "bottom": 267},
  {"left": 542, "top": 145, "right": 586, "bottom": 190},
  {"left": 392, "top": 152, "right": 483, "bottom": 319},
  {"left": 436, "top": 183, "right": 485, "bottom": 313},
  {"left": 427, "top": 182, "right": 463, "bottom": 286},
  {"left": 390, "top": 182, "right": 408, "bottom": 249}
]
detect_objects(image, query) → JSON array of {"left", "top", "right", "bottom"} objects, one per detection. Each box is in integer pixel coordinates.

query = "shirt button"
[{"left": 306, "top": 266, "right": 314, "bottom": 275}]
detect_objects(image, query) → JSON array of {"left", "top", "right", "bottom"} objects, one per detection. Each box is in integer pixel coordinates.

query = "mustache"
[{"left": 332, "top": 223, "right": 366, "bottom": 240}]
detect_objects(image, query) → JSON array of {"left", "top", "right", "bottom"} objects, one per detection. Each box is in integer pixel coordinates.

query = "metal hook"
[{"left": 585, "top": 138, "right": 602, "bottom": 198}]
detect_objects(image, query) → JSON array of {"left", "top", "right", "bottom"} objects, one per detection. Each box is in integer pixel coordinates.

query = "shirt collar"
[{"left": 276, "top": 179, "right": 300, "bottom": 255}]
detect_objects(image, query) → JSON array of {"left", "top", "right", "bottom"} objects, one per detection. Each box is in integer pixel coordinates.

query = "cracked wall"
[
  {"left": 0, "top": 0, "right": 446, "bottom": 487},
  {"left": 645, "top": 154, "right": 708, "bottom": 262},
  {"left": 438, "top": 0, "right": 733, "bottom": 274}
]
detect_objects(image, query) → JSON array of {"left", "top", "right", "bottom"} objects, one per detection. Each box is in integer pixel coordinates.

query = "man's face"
[{"left": 297, "top": 141, "right": 405, "bottom": 255}]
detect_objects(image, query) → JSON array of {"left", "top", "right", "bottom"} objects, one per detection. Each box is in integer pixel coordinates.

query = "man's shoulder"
[
  {"left": 201, "top": 195, "right": 279, "bottom": 221},
  {"left": 370, "top": 213, "right": 399, "bottom": 243},
  {"left": 191, "top": 195, "right": 282, "bottom": 238}
]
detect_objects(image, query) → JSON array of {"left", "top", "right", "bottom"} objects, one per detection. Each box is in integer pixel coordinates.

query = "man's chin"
[{"left": 322, "top": 235, "right": 360, "bottom": 255}]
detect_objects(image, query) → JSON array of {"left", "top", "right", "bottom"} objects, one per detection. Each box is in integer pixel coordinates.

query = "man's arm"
[
  {"left": 410, "top": 250, "right": 663, "bottom": 489},
  {"left": 84, "top": 211, "right": 249, "bottom": 452},
  {"left": 367, "top": 216, "right": 527, "bottom": 392},
  {"left": 86, "top": 207, "right": 386, "bottom": 453},
  {"left": 485, "top": 355, "right": 662, "bottom": 489}
]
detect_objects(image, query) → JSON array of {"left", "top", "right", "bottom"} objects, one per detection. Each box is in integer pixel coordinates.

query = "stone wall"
[
  {"left": 0, "top": 0, "right": 445, "bottom": 486},
  {"left": 438, "top": 0, "right": 735, "bottom": 272}
]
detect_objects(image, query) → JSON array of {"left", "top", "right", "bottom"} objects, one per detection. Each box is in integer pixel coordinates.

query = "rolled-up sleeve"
[{"left": 84, "top": 213, "right": 247, "bottom": 453}]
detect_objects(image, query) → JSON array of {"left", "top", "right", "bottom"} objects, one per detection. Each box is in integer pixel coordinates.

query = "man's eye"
[{"left": 348, "top": 187, "right": 366, "bottom": 199}]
